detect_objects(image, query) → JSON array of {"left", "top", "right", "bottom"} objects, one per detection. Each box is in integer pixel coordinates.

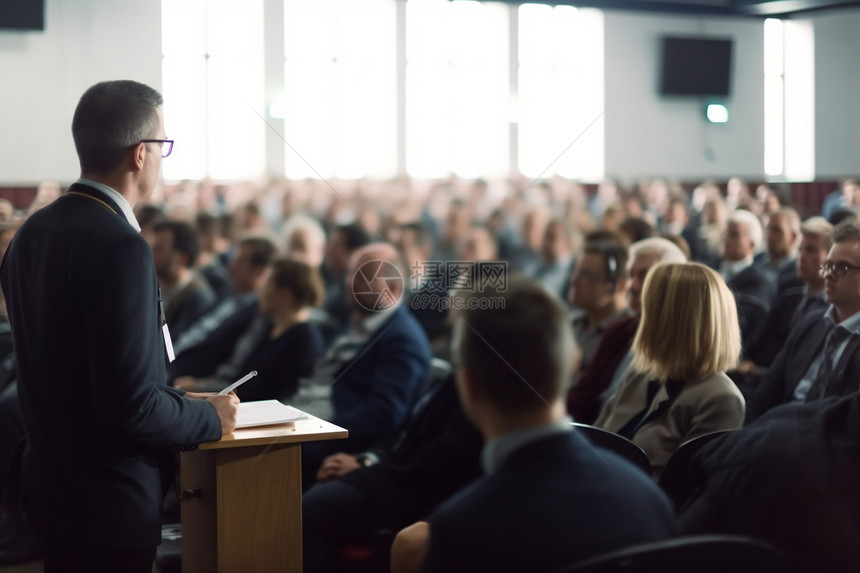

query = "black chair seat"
[
  {"left": 571, "top": 423, "right": 651, "bottom": 476},
  {"left": 558, "top": 534, "right": 789, "bottom": 573}
]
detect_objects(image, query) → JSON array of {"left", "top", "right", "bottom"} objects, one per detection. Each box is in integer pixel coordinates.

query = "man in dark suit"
[
  {"left": 297, "top": 243, "right": 432, "bottom": 476},
  {"left": 302, "top": 372, "right": 483, "bottom": 573},
  {"left": 737, "top": 216, "right": 831, "bottom": 376},
  {"left": 391, "top": 279, "right": 676, "bottom": 573},
  {"left": 0, "top": 80, "right": 238, "bottom": 572},
  {"left": 167, "top": 235, "right": 278, "bottom": 383},
  {"left": 151, "top": 220, "right": 216, "bottom": 341},
  {"left": 747, "top": 220, "right": 860, "bottom": 422},
  {"left": 679, "top": 390, "right": 860, "bottom": 573},
  {"left": 720, "top": 209, "right": 777, "bottom": 353}
]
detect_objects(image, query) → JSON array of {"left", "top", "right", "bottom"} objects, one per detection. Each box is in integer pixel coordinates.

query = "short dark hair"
[
  {"left": 154, "top": 221, "right": 200, "bottom": 268},
  {"left": 335, "top": 223, "right": 373, "bottom": 251},
  {"left": 832, "top": 219, "right": 860, "bottom": 244},
  {"left": 398, "top": 221, "right": 434, "bottom": 250},
  {"left": 134, "top": 204, "right": 167, "bottom": 230},
  {"left": 455, "top": 278, "right": 575, "bottom": 414},
  {"left": 72, "top": 80, "right": 163, "bottom": 175},
  {"left": 270, "top": 258, "right": 324, "bottom": 308},
  {"left": 238, "top": 235, "right": 278, "bottom": 268},
  {"left": 619, "top": 217, "right": 657, "bottom": 245}
]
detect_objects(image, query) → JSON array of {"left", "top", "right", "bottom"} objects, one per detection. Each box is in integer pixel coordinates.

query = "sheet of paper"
[{"left": 236, "top": 400, "right": 309, "bottom": 428}]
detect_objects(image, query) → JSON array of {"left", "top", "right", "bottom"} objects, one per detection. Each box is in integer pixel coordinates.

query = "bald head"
[{"left": 348, "top": 242, "right": 407, "bottom": 314}]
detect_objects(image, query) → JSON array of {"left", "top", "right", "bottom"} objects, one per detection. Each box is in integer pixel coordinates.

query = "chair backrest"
[
  {"left": 557, "top": 534, "right": 789, "bottom": 573},
  {"left": 658, "top": 430, "right": 733, "bottom": 511},
  {"left": 572, "top": 422, "right": 651, "bottom": 476}
]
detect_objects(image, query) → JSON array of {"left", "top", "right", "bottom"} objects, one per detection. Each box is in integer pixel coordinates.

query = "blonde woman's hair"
[{"left": 631, "top": 262, "right": 740, "bottom": 382}]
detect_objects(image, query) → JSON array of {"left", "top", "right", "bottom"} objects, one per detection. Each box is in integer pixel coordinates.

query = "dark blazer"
[
  {"left": 163, "top": 272, "right": 216, "bottom": 342},
  {"left": 422, "top": 431, "right": 677, "bottom": 573},
  {"left": 339, "top": 375, "right": 483, "bottom": 526},
  {"left": 748, "top": 308, "right": 860, "bottom": 422},
  {"left": 303, "top": 305, "right": 432, "bottom": 479},
  {"left": 328, "top": 305, "right": 432, "bottom": 454},
  {"left": 567, "top": 315, "right": 639, "bottom": 424},
  {"left": 680, "top": 394, "right": 860, "bottom": 573},
  {"left": 743, "top": 286, "right": 825, "bottom": 369},
  {"left": 167, "top": 294, "right": 260, "bottom": 382},
  {"left": 726, "top": 264, "right": 777, "bottom": 354},
  {"left": 0, "top": 183, "right": 222, "bottom": 549}
]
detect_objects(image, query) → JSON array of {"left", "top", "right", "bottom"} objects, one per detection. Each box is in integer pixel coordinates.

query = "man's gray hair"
[
  {"left": 72, "top": 80, "right": 163, "bottom": 175},
  {"left": 629, "top": 237, "right": 688, "bottom": 264}
]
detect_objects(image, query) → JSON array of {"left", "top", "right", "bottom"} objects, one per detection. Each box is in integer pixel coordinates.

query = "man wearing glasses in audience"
[{"left": 747, "top": 220, "right": 860, "bottom": 422}]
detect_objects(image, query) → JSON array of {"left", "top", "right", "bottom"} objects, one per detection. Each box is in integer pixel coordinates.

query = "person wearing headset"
[{"left": 568, "top": 234, "right": 632, "bottom": 378}]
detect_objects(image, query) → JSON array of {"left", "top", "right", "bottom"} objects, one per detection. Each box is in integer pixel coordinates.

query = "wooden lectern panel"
[{"left": 180, "top": 415, "right": 347, "bottom": 573}]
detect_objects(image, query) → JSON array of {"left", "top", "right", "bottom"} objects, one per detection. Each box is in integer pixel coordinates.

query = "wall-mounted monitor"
[
  {"left": 0, "top": 0, "right": 45, "bottom": 31},
  {"left": 659, "top": 36, "right": 732, "bottom": 97}
]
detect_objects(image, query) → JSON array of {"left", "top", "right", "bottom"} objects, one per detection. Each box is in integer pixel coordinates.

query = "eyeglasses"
[
  {"left": 137, "top": 139, "right": 174, "bottom": 158},
  {"left": 819, "top": 261, "right": 860, "bottom": 278}
]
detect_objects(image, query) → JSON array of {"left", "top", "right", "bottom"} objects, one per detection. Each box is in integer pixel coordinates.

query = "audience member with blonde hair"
[{"left": 595, "top": 262, "right": 745, "bottom": 477}]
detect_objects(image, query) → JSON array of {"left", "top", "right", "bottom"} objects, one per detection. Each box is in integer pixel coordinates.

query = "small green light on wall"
[{"left": 705, "top": 103, "right": 729, "bottom": 124}]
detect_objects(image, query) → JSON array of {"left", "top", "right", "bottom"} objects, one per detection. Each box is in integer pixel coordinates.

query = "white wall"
[
  {"left": 807, "top": 7, "right": 860, "bottom": 179},
  {"left": 0, "top": 0, "right": 161, "bottom": 185},
  {"left": 603, "top": 10, "right": 765, "bottom": 182}
]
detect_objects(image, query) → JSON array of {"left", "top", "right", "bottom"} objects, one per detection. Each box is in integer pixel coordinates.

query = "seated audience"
[
  {"left": 395, "top": 221, "right": 449, "bottom": 343},
  {"left": 747, "top": 220, "right": 860, "bottom": 422},
  {"left": 719, "top": 209, "right": 777, "bottom": 354},
  {"left": 568, "top": 237, "right": 687, "bottom": 424},
  {"left": 595, "top": 262, "right": 745, "bottom": 477},
  {"left": 530, "top": 218, "right": 579, "bottom": 300},
  {"left": 568, "top": 235, "right": 631, "bottom": 376},
  {"left": 174, "top": 258, "right": 325, "bottom": 402},
  {"left": 679, "top": 389, "right": 860, "bottom": 573},
  {"left": 390, "top": 279, "right": 676, "bottom": 573},
  {"left": 757, "top": 207, "right": 801, "bottom": 291},
  {"left": 194, "top": 212, "right": 232, "bottom": 301},
  {"left": 282, "top": 213, "right": 327, "bottom": 270},
  {"left": 322, "top": 223, "right": 373, "bottom": 334},
  {"left": 168, "top": 235, "right": 278, "bottom": 382},
  {"left": 738, "top": 216, "right": 831, "bottom": 375},
  {"left": 302, "top": 370, "right": 483, "bottom": 573},
  {"left": 151, "top": 220, "right": 217, "bottom": 341},
  {"left": 295, "top": 243, "right": 432, "bottom": 476}
]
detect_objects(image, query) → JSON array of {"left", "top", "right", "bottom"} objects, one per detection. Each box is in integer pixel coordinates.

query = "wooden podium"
[{"left": 179, "top": 412, "right": 347, "bottom": 573}]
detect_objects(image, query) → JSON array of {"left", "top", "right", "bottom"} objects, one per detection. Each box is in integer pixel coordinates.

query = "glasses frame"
[
  {"left": 819, "top": 261, "right": 860, "bottom": 279},
  {"left": 136, "top": 139, "right": 174, "bottom": 158}
]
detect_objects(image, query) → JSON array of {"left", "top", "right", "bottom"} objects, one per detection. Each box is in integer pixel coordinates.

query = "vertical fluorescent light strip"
[
  {"left": 783, "top": 20, "right": 815, "bottom": 182},
  {"left": 763, "top": 18, "right": 784, "bottom": 177}
]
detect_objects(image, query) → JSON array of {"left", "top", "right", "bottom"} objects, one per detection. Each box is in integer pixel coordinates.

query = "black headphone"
[{"left": 589, "top": 241, "right": 620, "bottom": 294}]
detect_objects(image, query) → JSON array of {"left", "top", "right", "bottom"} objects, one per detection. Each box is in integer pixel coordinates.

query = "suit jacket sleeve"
[
  {"left": 81, "top": 235, "right": 221, "bottom": 448},
  {"left": 333, "top": 323, "right": 430, "bottom": 450}
]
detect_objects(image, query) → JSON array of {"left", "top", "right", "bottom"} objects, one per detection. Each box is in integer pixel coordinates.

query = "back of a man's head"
[
  {"left": 72, "top": 80, "right": 163, "bottom": 176},
  {"left": 454, "top": 278, "right": 575, "bottom": 416},
  {"left": 154, "top": 220, "right": 200, "bottom": 269}
]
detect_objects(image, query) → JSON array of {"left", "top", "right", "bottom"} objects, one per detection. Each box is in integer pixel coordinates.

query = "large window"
[
  {"left": 161, "top": 0, "right": 265, "bottom": 182},
  {"left": 162, "top": 0, "right": 606, "bottom": 182}
]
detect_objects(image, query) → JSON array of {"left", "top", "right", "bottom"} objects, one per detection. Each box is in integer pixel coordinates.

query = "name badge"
[{"left": 163, "top": 323, "right": 176, "bottom": 363}]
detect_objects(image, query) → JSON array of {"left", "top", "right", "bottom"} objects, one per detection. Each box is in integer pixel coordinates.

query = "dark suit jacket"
[
  {"left": 422, "top": 431, "right": 677, "bottom": 573},
  {"left": 163, "top": 272, "right": 216, "bottom": 342},
  {"left": 0, "top": 183, "right": 221, "bottom": 548},
  {"left": 680, "top": 394, "right": 860, "bottom": 573},
  {"left": 726, "top": 264, "right": 777, "bottom": 355},
  {"left": 743, "top": 287, "right": 826, "bottom": 369},
  {"left": 328, "top": 305, "right": 432, "bottom": 455},
  {"left": 167, "top": 294, "right": 259, "bottom": 382},
  {"left": 748, "top": 309, "right": 860, "bottom": 422},
  {"left": 339, "top": 376, "right": 483, "bottom": 526},
  {"left": 567, "top": 316, "right": 639, "bottom": 424}
]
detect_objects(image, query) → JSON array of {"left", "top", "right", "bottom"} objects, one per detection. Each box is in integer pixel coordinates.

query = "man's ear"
[{"left": 130, "top": 142, "right": 146, "bottom": 172}]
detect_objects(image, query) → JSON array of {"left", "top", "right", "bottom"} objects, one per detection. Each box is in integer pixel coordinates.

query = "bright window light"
[
  {"left": 763, "top": 18, "right": 784, "bottom": 177},
  {"left": 161, "top": 0, "right": 265, "bottom": 182},
  {"left": 405, "top": 0, "right": 510, "bottom": 179},
  {"left": 518, "top": 4, "right": 604, "bottom": 182},
  {"left": 284, "top": 0, "right": 396, "bottom": 180}
]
